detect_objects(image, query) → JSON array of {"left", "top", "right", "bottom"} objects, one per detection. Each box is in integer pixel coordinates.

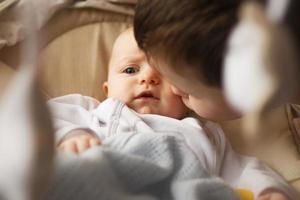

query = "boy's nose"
[
  {"left": 171, "top": 86, "right": 188, "bottom": 98},
  {"left": 140, "top": 68, "right": 160, "bottom": 85}
]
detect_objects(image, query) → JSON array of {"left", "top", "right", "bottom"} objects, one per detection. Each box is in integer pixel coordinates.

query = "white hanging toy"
[{"left": 224, "top": 0, "right": 299, "bottom": 134}]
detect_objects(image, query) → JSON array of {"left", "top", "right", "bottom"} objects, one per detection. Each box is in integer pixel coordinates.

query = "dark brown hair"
[{"left": 134, "top": 0, "right": 243, "bottom": 87}]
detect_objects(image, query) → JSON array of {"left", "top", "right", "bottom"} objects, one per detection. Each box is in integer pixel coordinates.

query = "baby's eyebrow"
[
  {"left": 123, "top": 53, "right": 145, "bottom": 61},
  {"left": 115, "top": 55, "right": 145, "bottom": 66},
  {"left": 110, "top": 59, "right": 137, "bottom": 72}
]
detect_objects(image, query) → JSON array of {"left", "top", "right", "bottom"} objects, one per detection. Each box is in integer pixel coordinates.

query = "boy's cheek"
[{"left": 181, "top": 98, "right": 193, "bottom": 110}]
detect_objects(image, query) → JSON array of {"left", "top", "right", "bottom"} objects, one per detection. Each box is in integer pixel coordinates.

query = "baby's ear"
[{"left": 102, "top": 82, "right": 109, "bottom": 97}]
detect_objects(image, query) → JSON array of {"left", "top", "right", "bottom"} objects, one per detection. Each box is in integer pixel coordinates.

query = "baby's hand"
[
  {"left": 57, "top": 130, "right": 101, "bottom": 154},
  {"left": 257, "top": 191, "right": 288, "bottom": 200}
]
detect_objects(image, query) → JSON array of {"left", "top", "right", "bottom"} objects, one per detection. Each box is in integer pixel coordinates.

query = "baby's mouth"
[{"left": 135, "top": 91, "right": 159, "bottom": 100}]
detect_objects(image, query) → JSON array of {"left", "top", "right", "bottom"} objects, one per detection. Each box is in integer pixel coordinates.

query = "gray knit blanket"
[{"left": 45, "top": 132, "right": 239, "bottom": 200}]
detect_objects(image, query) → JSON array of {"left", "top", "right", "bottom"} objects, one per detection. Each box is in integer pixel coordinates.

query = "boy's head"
[
  {"left": 133, "top": 0, "right": 242, "bottom": 121},
  {"left": 102, "top": 28, "right": 188, "bottom": 119},
  {"left": 134, "top": 0, "right": 242, "bottom": 88}
]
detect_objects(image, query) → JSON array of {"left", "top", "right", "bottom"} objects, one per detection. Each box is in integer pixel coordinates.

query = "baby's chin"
[{"left": 136, "top": 106, "right": 156, "bottom": 114}]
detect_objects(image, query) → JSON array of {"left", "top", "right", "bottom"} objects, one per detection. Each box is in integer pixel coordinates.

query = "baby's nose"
[{"left": 140, "top": 68, "right": 160, "bottom": 85}]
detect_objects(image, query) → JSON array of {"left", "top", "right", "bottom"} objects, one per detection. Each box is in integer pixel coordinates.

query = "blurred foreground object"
[
  {"left": 224, "top": 0, "right": 300, "bottom": 134},
  {"left": 0, "top": 0, "right": 54, "bottom": 199},
  {"left": 222, "top": 1, "right": 300, "bottom": 196},
  {"left": 0, "top": 66, "right": 54, "bottom": 200}
]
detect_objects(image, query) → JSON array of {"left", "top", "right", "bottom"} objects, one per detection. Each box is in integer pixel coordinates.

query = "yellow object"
[{"left": 236, "top": 189, "right": 254, "bottom": 200}]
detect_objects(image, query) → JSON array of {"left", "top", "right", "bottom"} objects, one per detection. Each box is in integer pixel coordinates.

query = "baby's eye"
[{"left": 122, "top": 66, "right": 140, "bottom": 74}]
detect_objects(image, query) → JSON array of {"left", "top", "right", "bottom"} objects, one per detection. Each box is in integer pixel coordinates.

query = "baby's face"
[{"left": 103, "top": 29, "right": 188, "bottom": 119}]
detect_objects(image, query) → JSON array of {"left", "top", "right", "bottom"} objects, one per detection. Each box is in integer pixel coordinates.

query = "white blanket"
[{"left": 47, "top": 95, "right": 297, "bottom": 199}]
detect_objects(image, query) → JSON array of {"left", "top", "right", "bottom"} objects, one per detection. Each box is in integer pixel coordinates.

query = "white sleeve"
[
  {"left": 47, "top": 94, "right": 100, "bottom": 143},
  {"left": 221, "top": 142, "right": 298, "bottom": 199}
]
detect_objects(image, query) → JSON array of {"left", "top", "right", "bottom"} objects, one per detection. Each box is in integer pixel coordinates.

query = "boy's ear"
[{"left": 102, "top": 82, "right": 109, "bottom": 97}]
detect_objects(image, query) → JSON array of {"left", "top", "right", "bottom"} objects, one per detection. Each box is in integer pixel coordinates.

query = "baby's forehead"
[
  {"left": 109, "top": 32, "right": 146, "bottom": 68},
  {"left": 114, "top": 28, "right": 135, "bottom": 47}
]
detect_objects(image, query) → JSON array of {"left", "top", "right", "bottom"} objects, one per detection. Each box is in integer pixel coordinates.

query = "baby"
[
  {"left": 48, "top": 28, "right": 296, "bottom": 200},
  {"left": 56, "top": 27, "right": 188, "bottom": 154}
]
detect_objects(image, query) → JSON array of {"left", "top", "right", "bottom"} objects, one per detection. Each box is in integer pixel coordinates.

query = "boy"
[
  {"left": 133, "top": 0, "right": 299, "bottom": 199},
  {"left": 48, "top": 28, "right": 296, "bottom": 199},
  {"left": 134, "top": 0, "right": 242, "bottom": 121}
]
